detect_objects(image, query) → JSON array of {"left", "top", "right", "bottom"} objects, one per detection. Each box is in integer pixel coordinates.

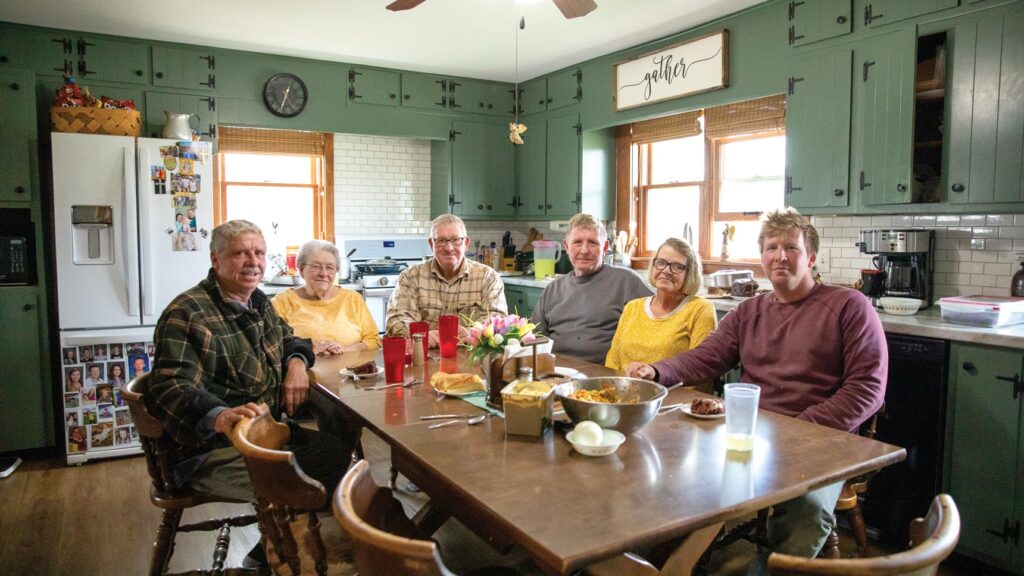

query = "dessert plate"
[
  {"left": 681, "top": 403, "right": 726, "bottom": 420},
  {"left": 340, "top": 366, "right": 384, "bottom": 380}
]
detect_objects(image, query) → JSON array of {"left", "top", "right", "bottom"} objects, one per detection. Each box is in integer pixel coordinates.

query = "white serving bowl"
[
  {"left": 879, "top": 297, "right": 923, "bottom": 316},
  {"left": 566, "top": 428, "right": 626, "bottom": 457}
]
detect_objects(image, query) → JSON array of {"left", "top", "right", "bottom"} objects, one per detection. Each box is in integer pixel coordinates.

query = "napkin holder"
[{"left": 485, "top": 336, "right": 554, "bottom": 410}]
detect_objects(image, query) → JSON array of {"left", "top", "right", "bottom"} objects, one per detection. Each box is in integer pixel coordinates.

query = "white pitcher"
[{"left": 162, "top": 111, "right": 200, "bottom": 140}]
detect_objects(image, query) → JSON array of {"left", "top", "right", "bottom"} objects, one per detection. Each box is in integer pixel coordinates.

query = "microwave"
[{"left": 0, "top": 235, "right": 30, "bottom": 285}]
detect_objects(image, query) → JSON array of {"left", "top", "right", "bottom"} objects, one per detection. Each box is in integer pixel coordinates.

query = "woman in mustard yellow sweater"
[
  {"left": 605, "top": 238, "right": 716, "bottom": 389},
  {"left": 272, "top": 240, "right": 381, "bottom": 356}
]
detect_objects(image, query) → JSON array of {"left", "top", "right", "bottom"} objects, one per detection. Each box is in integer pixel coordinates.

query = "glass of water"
[{"left": 724, "top": 383, "right": 761, "bottom": 451}]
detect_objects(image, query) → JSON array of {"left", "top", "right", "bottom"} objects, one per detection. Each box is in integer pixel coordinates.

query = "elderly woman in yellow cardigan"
[
  {"left": 272, "top": 240, "right": 381, "bottom": 355},
  {"left": 605, "top": 237, "right": 717, "bottom": 390}
]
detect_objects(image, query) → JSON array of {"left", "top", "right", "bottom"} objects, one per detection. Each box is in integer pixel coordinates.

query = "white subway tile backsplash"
[
  {"left": 935, "top": 215, "right": 960, "bottom": 226},
  {"left": 914, "top": 215, "right": 937, "bottom": 226},
  {"left": 960, "top": 215, "right": 985, "bottom": 226},
  {"left": 892, "top": 215, "right": 914, "bottom": 226},
  {"left": 988, "top": 214, "right": 1013, "bottom": 226}
]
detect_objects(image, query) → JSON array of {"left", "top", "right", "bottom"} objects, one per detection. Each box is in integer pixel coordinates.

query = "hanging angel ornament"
[{"left": 508, "top": 122, "right": 527, "bottom": 145}]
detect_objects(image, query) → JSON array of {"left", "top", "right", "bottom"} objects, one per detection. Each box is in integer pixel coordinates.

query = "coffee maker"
[{"left": 857, "top": 229, "right": 935, "bottom": 308}]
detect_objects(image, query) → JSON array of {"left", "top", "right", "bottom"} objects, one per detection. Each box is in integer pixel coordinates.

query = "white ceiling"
[{"left": 1, "top": 0, "right": 765, "bottom": 82}]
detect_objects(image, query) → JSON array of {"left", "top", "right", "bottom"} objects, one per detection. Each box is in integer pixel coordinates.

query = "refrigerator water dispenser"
[{"left": 71, "top": 205, "right": 114, "bottom": 264}]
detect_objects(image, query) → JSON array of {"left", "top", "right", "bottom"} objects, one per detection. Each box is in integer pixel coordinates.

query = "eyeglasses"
[
  {"left": 307, "top": 263, "right": 338, "bottom": 274},
  {"left": 653, "top": 259, "right": 689, "bottom": 274},
  {"left": 432, "top": 237, "right": 466, "bottom": 248}
]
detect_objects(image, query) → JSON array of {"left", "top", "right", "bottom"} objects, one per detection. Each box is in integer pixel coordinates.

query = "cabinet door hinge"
[
  {"left": 994, "top": 373, "right": 1023, "bottom": 400},
  {"left": 787, "top": 76, "right": 804, "bottom": 95},
  {"left": 575, "top": 123, "right": 582, "bottom": 135},
  {"left": 864, "top": 4, "right": 884, "bottom": 26},
  {"left": 859, "top": 171, "right": 872, "bottom": 190},
  {"left": 862, "top": 61, "right": 877, "bottom": 82},
  {"left": 985, "top": 519, "right": 1021, "bottom": 546},
  {"left": 201, "top": 96, "right": 216, "bottom": 111},
  {"left": 788, "top": 1, "right": 805, "bottom": 21},
  {"left": 200, "top": 74, "right": 215, "bottom": 89},
  {"left": 449, "top": 129, "right": 461, "bottom": 141},
  {"left": 788, "top": 26, "right": 805, "bottom": 45},
  {"left": 201, "top": 55, "right": 215, "bottom": 69}
]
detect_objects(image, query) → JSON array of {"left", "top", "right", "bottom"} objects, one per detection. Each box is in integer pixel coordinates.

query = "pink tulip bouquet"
[{"left": 462, "top": 314, "right": 538, "bottom": 366}]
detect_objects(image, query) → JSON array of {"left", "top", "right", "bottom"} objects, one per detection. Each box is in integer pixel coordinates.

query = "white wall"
[{"left": 813, "top": 214, "right": 1024, "bottom": 301}]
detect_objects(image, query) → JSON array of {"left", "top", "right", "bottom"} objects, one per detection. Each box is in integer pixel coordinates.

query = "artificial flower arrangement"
[{"left": 462, "top": 314, "right": 538, "bottom": 365}]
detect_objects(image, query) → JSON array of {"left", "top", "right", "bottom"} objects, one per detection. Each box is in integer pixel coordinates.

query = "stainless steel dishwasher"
[{"left": 861, "top": 333, "right": 949, "bottom": 547}]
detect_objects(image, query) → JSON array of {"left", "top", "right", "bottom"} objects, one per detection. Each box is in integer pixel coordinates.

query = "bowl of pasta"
[{"left": 554, "top": 377, "right": 667, "bottom": 435}]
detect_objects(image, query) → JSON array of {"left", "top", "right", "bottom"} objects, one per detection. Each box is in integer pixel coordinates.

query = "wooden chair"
[
  {"left": 767, "top": 493, "right": 959, "bottom": 575},
  {"left": 122, "top": 375, "right": 260, "bottom": 576},
  {"left": 821, "top": 409, "right": 883, "bottom": 559},
  {"left": 334, "top": 459, "right": 522, "bottom": 576},
  {"left": 230, "top": 413, "right": 354, "bottom": 575}
]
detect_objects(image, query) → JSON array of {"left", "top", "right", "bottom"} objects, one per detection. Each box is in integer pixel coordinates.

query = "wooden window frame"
[{"left": 214, "top": 135, "right": 334, "bottom": 241}]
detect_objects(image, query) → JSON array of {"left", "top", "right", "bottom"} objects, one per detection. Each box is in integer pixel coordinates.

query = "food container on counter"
[
  {"left": 704, "top": 269, "right": 754, "bottom": 288},
  {"left": 501, "top": 380, "right": 555, "bottom": 436},
  {"left": 938, "top": 295, "right": 1024, "bottom": 327}
]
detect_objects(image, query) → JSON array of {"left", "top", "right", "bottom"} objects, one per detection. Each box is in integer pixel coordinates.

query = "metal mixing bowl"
[{"left": 554, "top": 377, "right": 667, "bottom": 434}]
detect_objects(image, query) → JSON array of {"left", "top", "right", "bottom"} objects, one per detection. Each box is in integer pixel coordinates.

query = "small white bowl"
[
  {"left": 879, "top": 297, "right": 923, "bottom": 316},
  {"left": 566, "top": 429, "right": 626, "bottom": 457}
]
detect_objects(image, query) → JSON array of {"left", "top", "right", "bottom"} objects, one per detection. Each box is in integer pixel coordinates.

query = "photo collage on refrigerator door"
[
  {"left": 154, "top": 141, "right": 211, "bottom": 252},
  {"left": 62, "top": 341, "right": 154, "bottom": 453}
]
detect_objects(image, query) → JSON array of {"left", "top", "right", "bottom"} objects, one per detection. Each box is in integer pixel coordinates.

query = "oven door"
[{"left": 362, "top": 287, "right": 393, "bottom": 334}]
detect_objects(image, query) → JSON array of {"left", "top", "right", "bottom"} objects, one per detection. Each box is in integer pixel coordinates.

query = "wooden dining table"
[{"left": 309, "top": 349, "right": 905, "bottom": 576}]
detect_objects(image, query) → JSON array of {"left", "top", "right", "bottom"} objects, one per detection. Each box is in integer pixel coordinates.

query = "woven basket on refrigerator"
[{"left": 51, "top": 106, "right": 142, "bottom": 136}]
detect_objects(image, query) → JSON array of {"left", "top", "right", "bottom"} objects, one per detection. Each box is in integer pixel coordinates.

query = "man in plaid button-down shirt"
[
  {"left": 145, "top": 220, "right": 350, "bottom": 504},
  {"left": 386, "top": 214, "right": 507, "bottom": 346}
]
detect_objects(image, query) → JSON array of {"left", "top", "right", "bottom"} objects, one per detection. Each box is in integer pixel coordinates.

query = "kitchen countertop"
[
  {"left": 500, "top": 275, "right": 556, "bottom": 289},
  {"left": 710, "top": 296, "right": 1024, "bottom": 351}
]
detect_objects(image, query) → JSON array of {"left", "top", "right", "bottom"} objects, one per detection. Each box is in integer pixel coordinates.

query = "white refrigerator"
[{"left": 51, "top": 132, "right": 213, "bottom": 464}]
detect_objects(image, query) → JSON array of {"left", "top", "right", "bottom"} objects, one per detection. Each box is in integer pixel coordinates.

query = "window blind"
[
  {"left": 628, "top": 110, "right": 702, "bottom": 144},
  {"left": 217, "top": 126, "right": 328, "bottom": 156},
  {"left": 703, "top": 94, "right": 786, "bottom": 140}
]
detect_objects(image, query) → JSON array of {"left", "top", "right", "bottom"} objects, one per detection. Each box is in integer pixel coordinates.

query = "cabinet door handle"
[
  {"left": 961, "top": 362, "right": 975, "bottom": 373},
  {"left": 9, "top": 82, "right": 19, "bottom": 90},
  {"left": 23, "top": 304, "right": 33, "bottom": 311},
  {"left": 896, "top": 183, "right": 907, "bottom": 193},
  {"left": 477, "top": 204, "right": 484, "bottom": 210},
  {"left": 155, "top": 71, "right": 164, "bottom": 79},
  {"left": 833, "top": 188, "right": 845, "bottom": 197},
  {"left": 135, "top": 69, "right": 143, "bottom": 77},
  {"left": 837, "top": 15, "right": 847, "bottom": 24},
  {"left": 951, "top": 183, "right": 965, "bottom": 193},
  {"left": 15, "top": 186, "right": 25, "bottom": 195}
]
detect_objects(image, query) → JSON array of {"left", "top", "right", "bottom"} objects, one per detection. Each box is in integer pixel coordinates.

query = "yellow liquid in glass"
[
  {"left": 535, "top": 259, "right": 555, "bottom": 280},
  {"left": 726, "top": 433, "right": 754, "bottom": 451}
]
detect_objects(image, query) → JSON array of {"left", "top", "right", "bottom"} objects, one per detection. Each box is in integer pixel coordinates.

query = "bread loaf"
[{"left": 430, "top": 372, "right": 485, "bottom": 394}]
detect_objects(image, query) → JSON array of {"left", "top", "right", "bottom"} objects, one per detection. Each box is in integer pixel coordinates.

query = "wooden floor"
[{"left": 0, "top": 431, "right": 1011, "bottom": 576}]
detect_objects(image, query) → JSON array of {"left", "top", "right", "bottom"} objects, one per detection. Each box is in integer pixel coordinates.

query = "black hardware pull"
[
  {"left": 9, "top": 83, "right": 19, "bottom": 91},
  {"left": 486, "top": 205, "right": 492, "bottom": 210},
  {"left": 896, "top": 183, "right": 907, "bottom": 193},
  {"left": 546, "top": 98, "right": 553, "bottom": 103},
  {"left": 134, "top": 69, "right": 143, "bottom": 77},
  {"left": 201, "top": 97, "right": 216, "bottom": 111},
  {"left": 448, "top": 193, "right": 461, "bottom": 207},
  {"left": 448, "top": 130, "right": 461, "bottom": 141},
  {"left": 155, "top": 71, "right": 164, "bottom": 79},
  {"left": 864, "top": 5, "right": 884, "bottom": 25},
  {"left": 349, "top": 86, "right": 361, "bottom": 100},
  {"left": 837, "top": 15, "right": 847, "bottom": 24},
  {"left": 201, "top": 55, "right": 215, "bottom": 69},
  {"left": 404, "top": 94, "right": 410, "bottom": 100},
  {"left": 200, "top": 74, "right": 215, "bottom": 88},
  {"left": 863, "top": 61, "right": 877, "bottom": 82},
  {"left": 23, "top": 304, "right": 33, "bottom": 311},
  {"left": 0, "top": 55, "right": 8, "bottom": 63},
  {"left": 833, "top": 188, "right": 845, "bottom": 197},
  {"left": 15, "top": 186, "right": 25, "bottom": 194},
  {"left": 787, "top": 77, "right": 804, "bottom": 96},
  {"left": 389, "top": 93, "right": 396, "bottom": 99},
  {"left": 994, "top": 373, "right": 1023, "bottom": 399},
  {"left": 477, "top": 204, "right": 484, "bottom": 210},
  {"left": 962, "top": 362, "right": 976, "bottom": 373},
  {"left": 951, "top": 183, "right": 965, "bottom": 193}
]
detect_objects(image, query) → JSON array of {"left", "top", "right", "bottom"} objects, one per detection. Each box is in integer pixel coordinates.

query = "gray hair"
[
  {"left": 566, "top": 213, "right": 607, "bottom": 244},
  {"left": 210, "top": 220, "right": 263, "bottom": 253},
  {"left": 430, "top": 214, "right": 467, "bottom": 239},
  {"left": 647, "top": 238, "right": 703, "bottom": 296},
  {"left": 297, "top": 240, "right": 340, "bottom": 269}
]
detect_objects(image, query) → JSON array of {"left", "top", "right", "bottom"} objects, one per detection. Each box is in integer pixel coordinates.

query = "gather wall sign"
[{"left": 613, "top": 30, "right": 729, "bottom": 111}]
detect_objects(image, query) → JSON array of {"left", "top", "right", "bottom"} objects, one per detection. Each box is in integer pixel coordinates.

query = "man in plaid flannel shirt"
[{"left": 145, "top": 220, "right": 350, "bottom": 503}]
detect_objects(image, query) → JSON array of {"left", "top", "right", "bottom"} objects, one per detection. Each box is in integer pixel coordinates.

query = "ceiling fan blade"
[
  {"left": 552, "top": 0, "right": 597, "bottom": 19},
  {"left": 386, "top": 0, "right": 427, "bottom": 11}
]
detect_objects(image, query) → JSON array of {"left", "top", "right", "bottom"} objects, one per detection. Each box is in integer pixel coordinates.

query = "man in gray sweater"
[{"left": 532, "top": 214, "right": 652, "bottom": 364}]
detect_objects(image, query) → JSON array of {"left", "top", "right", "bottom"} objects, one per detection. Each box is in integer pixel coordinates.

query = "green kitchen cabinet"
[
  {"left": 144, "top": 91, "right": 218, "bottom": 139},
  {"left": 400, "top": 73, "right": 448, "bottom": 111},
  {"left": 348, "top": 67, "right": 400, "bottom": 106},
  {"left": 0, "top": 69, "right": 37, "bottom": 202},
  {"left": 450, "top": 79, "right": 514, "bottom": 117},
  {"left": 504, "top": 285, "right": 525, "bottom": 315},
  {"left": 0, "top": 27, "right": 68, "bottom": 74},
  {"left": 947, "top": 343, "right": 1024, "bottom": 573},
  {"left": 512, "top": 112, "right": 581, "bottom": 219},
  {"left": 864, "top": 0, "right": 959, "bottom": 28},
  {"left": 856, "top": 27, "right": 916, "bottom": 206},
  {"left": 787, "top": 0, "right": 852, "bottom": 47},
  {"left": 946, "top": 6, "right": 1024, "bottom": 205},
  {"left": 518, "top": 69, "right": 581, "bottom": 116},
  {"left": 72, "top": 37, "right": 150, "bottom": 84},
  {"left": 515, "top": 118, "right": 548, "bottom": 218},
  {"left": 0, "top": 288, "right": 50, "bottom": 452},
  {"left": 546, "top": 112, "right": 582, "bottom": 217},
  {"left": 785, "top": 47, "right": 852, "bottom": 210},
  {"left": 523, "top": 286, "right": 542, "bottom": 319},
  {"left": 450, "top": 120, "right": 515, "bottom": 218},
  {"left": 152, "top": 45, "right": 215, "bottom": 91}
]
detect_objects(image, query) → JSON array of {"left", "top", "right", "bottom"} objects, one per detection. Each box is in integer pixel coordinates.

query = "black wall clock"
[{"left": 263, "top": 73, "right": 308, "bottom": 118}]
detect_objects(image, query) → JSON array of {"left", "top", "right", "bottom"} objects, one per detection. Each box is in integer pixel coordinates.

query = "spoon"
[{"left": 428, "top": 413, "right": 489, "bottom": 429}]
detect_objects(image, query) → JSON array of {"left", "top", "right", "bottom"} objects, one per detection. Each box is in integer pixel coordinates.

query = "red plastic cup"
[
  {"left": 438, "top": 315, "right": 459, "bottom": 358},
  {"left": 410, "top": 321, "right": 430, "bottom": 358},
  {"left": 382, "top": 336, "right": 406, "bottom": 383}
]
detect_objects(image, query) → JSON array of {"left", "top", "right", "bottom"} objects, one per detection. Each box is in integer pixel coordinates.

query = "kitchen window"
[
  {"left": 215, "top": 127, "right": 334, "bottom": 250},
  {"left": 621, "top": 94, "right": 786, "bottom": 264}
]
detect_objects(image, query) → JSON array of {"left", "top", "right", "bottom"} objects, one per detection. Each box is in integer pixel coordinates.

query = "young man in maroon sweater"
[{"left": 628, "top": 209, "right": 887, "bottom": 575}]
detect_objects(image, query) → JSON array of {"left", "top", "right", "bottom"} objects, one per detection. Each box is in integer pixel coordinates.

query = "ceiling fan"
[{"left": 386, "top": 0, "right": 597, "bottom": 19}]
